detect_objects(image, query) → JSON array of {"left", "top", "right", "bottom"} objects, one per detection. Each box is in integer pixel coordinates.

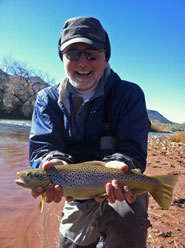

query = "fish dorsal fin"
[{"left": 131, "top": 168, "right": 142, "bottom": 174}]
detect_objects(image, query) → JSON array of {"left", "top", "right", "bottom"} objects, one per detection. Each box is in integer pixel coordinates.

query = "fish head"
[{"left": 15, "top": 169, "right": 50, "bottom": 189}]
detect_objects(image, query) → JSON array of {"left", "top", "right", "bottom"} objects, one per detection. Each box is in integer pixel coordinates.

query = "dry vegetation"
[
  {"left": 150, "top": 121, "right": 185, "bottom": 134},
  {"left": 170, "top": 133, "right": 185, "bottom": 144}
]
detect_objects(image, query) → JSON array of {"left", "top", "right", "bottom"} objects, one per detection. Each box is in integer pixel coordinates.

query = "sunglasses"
[{"left": 62, "top": 49, "right": 104, "bottom": 61}]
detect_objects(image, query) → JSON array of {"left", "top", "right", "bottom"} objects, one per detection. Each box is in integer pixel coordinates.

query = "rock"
[
  {"left": 158, "top": 231, "right": 172, "bottom": 238},
  {"left": 173, "top": 198, "right": 185, "bottom": 208}
]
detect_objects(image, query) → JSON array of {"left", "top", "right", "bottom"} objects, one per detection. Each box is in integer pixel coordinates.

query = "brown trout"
[{"left": 15, "top": 161, "right": 178, "bottom": 212}]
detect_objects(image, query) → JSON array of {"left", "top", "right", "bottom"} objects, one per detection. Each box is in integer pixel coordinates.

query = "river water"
[{"left": 0, "top": 121, "right": 64, "bottom": 248}]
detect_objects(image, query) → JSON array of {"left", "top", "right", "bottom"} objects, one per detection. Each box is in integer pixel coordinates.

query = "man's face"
[{"left": 63, "top": 43, "right": 107, "bottom": 91}]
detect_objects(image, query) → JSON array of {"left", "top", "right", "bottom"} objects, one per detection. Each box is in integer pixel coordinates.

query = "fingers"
[
  {"left": 45, "top": 184, "right": 63, "bottom": 203},
  {"left": 123, "top": 186, "right": 136, "bottom": 204},
  {"left": 105, "top": 180, "right": 136, "bottom": 204},
  {"left": 106, "top": 180, "right": 125, "bottom": 203},
  {"left": 106, "top": 182, "right": 116, "bottom": 203},
  {"left": 112, "top": 180, "right": 125, "bottom": 201},
  {"left": 32, "top": 184, "right": 63, "bottom": 203},
  {"left": 32, "top": 160, "right": 66, "bottom": 203},
  {"left": 40, "top": 159, "right": 65, "bottom": 203},
  {"left": 54, "top": 185, "right": 63, "bottom": 203},
  {"left": 105, "top": 161, "right": 135, "bottom": 204},
  {"left": 119, "top": 164, "right": 129, "bottom": 173},
  {"left": 32, "top": 187, "right": 43, "bottom": 198},
  {"left": 42, "top": 159, "right": 67, "bottom": 170},
  {"left": 65, "top": 196, "right": 73, "bottom": 202},
  {"left": 45, "top": 184, "right": 54, "bottom": 203}
]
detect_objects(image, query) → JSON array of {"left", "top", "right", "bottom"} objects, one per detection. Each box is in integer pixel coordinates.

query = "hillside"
[
  {"left": 147, "top": 110, "right": 185, "bottom": 132},
  {"left": 147, "top": 110, "right": 173, "bottom": 124}
]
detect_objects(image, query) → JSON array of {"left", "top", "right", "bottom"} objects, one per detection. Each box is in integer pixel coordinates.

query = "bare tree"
[
  {"left": 0, "top": 56, "right": 52, "bottom": 119},
  {"left": 1, "top": 55, "right": 56, "bottom": 86}
]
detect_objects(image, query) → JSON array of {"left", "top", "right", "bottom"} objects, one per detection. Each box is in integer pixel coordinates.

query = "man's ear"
[{"left": 104, "top": 58, "right": 108, "bottom": 66}]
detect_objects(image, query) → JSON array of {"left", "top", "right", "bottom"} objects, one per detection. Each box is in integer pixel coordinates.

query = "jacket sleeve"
[
  {"left": 29, "top": 89, "right": 75, "bottom": 169},
  {"left": 102, "top": 82, "right": 151, "bottom": 173}
]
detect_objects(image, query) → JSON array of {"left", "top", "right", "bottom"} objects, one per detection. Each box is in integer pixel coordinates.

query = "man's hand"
[
  {"left": 95, "top": 161, "right": 136, "bottom": 204},
  {"left": 31, "top": 159, "right": 72, "bottom": 203}
]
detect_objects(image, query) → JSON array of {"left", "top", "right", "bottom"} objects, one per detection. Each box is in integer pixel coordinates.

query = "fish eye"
[{"left": 27, "top": 172, "right": 31, "bottom": 177}]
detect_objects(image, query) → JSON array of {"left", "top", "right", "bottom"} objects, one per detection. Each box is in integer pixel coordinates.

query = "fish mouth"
[
  {"left": 15, "top": 172, "right": 28, "bottom": 187},
  {"left": 15, "top": 178, "right": 27, "bottom": 187}
]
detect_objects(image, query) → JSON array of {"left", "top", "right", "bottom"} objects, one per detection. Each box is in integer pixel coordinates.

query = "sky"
[{"left": 0, "top": 0, "right": 184, "bottom": 123}]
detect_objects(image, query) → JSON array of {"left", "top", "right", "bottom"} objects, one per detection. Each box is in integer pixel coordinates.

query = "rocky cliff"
[{"left": 0, "top": 69, "right": 49, "bottom": 119}]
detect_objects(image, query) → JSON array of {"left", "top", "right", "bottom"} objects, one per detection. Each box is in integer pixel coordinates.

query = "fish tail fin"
[
  {"left": 39, "top": 192, "right": 46, "bottom": 213},
  {"left": 150, "top": 174, "right": 178, "bottom": 210}
]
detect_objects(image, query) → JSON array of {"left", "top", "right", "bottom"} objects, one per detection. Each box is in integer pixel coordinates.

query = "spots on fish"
[
  {"left": 26, "top": 171, "right": 49, "bottom": 182},
  {"left": 23, "top": 162, "right": 157, "bottom": 190}
]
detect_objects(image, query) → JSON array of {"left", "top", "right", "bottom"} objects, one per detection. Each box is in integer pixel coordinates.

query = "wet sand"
[{"left": 0, "top": 124, "right": 184, "bottom": 248}]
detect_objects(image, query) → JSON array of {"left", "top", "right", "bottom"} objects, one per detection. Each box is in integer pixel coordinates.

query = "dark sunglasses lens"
[
  {"left": 85, "top": 50, "right": 100, "bottom": 60},
  {"left": 64, "top": 49, "right": 102, "bottom": 61},
  {"left": 65, "top": 50, "right": 80, "bottom": 61}
]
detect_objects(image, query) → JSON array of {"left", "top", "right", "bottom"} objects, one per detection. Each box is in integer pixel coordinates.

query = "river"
[{"left": 0, "top": 120, "right": 64, "bottom": 248}]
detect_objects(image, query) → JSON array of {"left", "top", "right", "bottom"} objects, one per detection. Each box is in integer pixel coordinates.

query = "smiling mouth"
[{"left": 76, "top": 71, "right": 92, "bottom": 76}]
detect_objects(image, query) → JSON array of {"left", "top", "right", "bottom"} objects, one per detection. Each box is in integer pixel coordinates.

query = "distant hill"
[
  {"left": 147, "top": 110, "right": 185, "bottom": 132},
  {"left": 147, "top": 110, "right": 174, "bottom": 124}
]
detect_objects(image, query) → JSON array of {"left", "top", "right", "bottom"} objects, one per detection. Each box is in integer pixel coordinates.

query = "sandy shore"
[{"left": 146, "top": 136, "right": 185, "bottom": 247}]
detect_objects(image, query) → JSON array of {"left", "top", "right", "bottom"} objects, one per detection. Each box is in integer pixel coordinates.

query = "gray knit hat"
[{"left": 58, "top": 16, "right": 111, "bottom": 61}]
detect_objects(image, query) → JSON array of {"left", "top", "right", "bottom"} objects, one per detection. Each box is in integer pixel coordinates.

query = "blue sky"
[{"left": 0, "top": 0, "right": 184, "bottom": 123}]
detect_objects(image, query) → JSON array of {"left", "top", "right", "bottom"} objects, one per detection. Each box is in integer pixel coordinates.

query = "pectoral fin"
[{"left": 39, "top": 191, "right": 46, "bottom": 213}]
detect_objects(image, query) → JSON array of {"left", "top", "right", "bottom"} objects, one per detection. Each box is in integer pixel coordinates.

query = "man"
[{"left": 29, "top": 16, "right": 151, "bottom": 248}]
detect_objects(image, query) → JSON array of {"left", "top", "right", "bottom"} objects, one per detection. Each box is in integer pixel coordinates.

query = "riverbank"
[{"left": 146, "top": 136, "right": 185, "bottom": 247}]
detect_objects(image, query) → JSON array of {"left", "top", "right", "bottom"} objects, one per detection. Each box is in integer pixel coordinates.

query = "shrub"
[{"left": 170, "top": 133, "right": 185, "bottom": 144}]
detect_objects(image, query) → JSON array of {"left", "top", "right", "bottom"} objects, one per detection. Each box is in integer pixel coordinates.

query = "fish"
[{"left": 15, "top": 161, "right": 178, "bottom": 212}]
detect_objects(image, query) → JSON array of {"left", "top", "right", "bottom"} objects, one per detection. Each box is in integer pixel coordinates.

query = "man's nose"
[{"left": 78, "top": 52, "right": 88, "bottom": 64}]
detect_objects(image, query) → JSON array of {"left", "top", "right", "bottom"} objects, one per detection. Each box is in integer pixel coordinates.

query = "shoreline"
[
  {"left": 0, "top": 119, "right": 177, "bottom": 137},
  {"left": 0, "top": 118, "right": 31, "bottom": 127}
]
